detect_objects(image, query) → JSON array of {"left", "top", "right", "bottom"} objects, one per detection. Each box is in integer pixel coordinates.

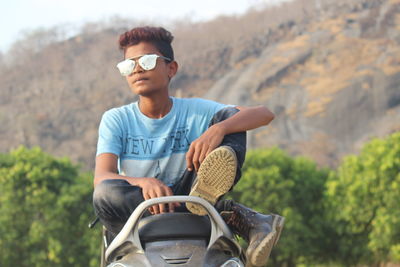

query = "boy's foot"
[
  {"left": 247, "top": 214, "right": 284, "bottom": 267},
  {"left": 187, "top": 146, "right": 237, "bottom": 216},
  {"left": 220, "top": 201, "right": 285, "bottom": 267}
]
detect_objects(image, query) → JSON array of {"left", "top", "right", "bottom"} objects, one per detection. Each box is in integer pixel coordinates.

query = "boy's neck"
[{"left": 138, "top": 94, "right": 172, "bottom": 119}]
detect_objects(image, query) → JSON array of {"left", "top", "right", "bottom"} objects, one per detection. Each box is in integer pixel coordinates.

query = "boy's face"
[{"left": 123, "top": 42, "right": 177, "bottom": 97}]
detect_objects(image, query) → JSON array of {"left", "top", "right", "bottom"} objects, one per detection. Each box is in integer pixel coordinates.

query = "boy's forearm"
[{"left": 217, "top": 106, "right": 275, "bottom": 135}]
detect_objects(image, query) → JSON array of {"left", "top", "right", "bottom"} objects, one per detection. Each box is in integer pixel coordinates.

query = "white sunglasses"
[{"left": 116, "top": 54, "right": 171, "bottom": 76}]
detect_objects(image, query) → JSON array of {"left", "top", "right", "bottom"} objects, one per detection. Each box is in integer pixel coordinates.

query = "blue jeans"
[{"left": 93, "top": 107, "right": 246, "bottom": 235}]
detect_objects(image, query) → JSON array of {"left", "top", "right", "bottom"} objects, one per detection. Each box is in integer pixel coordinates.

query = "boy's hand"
[
  {"left": 186, "top": 124, "right": 226, "bottom": 172},
  {"left": 136, "top": 178, "right": 180, "bottom": 214}
]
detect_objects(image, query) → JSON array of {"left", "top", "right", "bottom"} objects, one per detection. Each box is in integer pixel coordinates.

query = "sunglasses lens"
[
  {"left": 117, "top": 59, "right": 135, "bottom": 76},
  {"left": 116, "top": 54, "right": 162, "bottom": 75},
  {"left": 138, "top": 54, "right": 158, "bottom": 70}
]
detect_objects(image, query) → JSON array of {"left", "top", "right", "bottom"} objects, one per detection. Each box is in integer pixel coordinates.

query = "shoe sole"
[
  {"left": 187, "top": 146, "right": 237, "bottom": 216},
  {"left": 249, "top": 215, "right": 285, "bottom": 267}
]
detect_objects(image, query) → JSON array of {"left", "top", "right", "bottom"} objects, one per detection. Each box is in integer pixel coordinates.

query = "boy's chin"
[{"left": 131, "top": 87, "right": 166, "bottom": 97}]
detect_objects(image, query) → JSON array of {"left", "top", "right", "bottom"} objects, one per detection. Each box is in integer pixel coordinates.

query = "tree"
[
  {"left": 0, "top": 146, "right": 100, "bottom": 267},
  {"left": 326, "top": 132, "right": 400, "bottom": 266},
  {"left": 230, "top": 147, "right": 331, "bottom": 266}
]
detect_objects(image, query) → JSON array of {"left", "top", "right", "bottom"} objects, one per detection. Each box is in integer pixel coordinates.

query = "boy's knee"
[
  {"left": 93, "top": 179, "right": 127, "bottom": 207},
  {"left": 220, "top": 106, "right": 240, "bottom": 117},
  {"left": 210, "top": 107, "right": 240, "bottom": 124},
  {"left": 93, "top": 180, "right": 109, "bottom": 201}
]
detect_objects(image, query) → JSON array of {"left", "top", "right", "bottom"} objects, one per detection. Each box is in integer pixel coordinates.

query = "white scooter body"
[{"left": 104, "top": 196, "right": 245, "bottom": 267}]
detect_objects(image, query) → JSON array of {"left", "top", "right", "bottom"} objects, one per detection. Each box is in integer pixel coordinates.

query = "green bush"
[
  {"left": 0, "top": 146, "right": 100, "bottom": 267},
  {"left": 326, "top": 132, "right": 400, "bottom": 266}
]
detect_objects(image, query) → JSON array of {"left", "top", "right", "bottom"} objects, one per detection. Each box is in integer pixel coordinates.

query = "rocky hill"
[{"left": 0, "top": 0, "right": 399, "bottom": 168}]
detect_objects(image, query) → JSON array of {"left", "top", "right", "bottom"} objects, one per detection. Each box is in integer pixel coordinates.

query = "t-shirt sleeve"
[
  {"left": 187, "top": 98, "right": 236, "bottom": 136},
  {"left": 198, "top": 98, "right": 235, "bottom": 121},
  {"left": 96, "top": 109, "right": 123, "bottom": 157}
]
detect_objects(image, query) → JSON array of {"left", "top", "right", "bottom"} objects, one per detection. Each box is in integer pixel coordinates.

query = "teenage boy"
[{"left": 93, "top": 26, "right": 284, "bottom": 267}]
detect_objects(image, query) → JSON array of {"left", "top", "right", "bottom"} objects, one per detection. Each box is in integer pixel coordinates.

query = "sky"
[{"left": 0, "top": 0, "right": 290, "bottom": 53}]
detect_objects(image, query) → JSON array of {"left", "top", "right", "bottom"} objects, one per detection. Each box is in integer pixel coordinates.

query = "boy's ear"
[{"left": 168, "top": 60, "right": 178, "bottom": 79}]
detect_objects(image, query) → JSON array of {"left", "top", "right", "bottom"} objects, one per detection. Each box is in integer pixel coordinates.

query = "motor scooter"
[{"left": 99, "top": 196, "right": 246, "bottom": 267}]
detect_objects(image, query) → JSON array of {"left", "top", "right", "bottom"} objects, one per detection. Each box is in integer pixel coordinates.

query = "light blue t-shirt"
[{"left": 97, "top": 97, "right": 228, "bottom": 185}]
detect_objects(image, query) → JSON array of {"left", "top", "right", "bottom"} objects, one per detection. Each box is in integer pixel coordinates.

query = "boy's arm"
[
  {"left": 186, "top": 105, "right": 274, "bottom": 171},
  {"left": 94, "top": 153, "right": 178, "bottom": 213},
  {"left": 218, "top": 105, "right": 275, "bottom": 134}
]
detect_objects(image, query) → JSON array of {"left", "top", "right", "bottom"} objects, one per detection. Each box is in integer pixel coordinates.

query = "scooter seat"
[{"left": 138, "top": 212, "right": 211, "bottom": 242}]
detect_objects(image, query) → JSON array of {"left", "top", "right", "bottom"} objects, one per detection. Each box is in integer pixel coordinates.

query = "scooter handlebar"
[{"left": 105, "top": 196, "right": 233, "bottom": 261}]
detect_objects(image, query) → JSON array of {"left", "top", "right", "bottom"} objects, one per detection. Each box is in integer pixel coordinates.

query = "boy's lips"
[{"left": 134, "top": 77, "right": 149, "bottom": 84}]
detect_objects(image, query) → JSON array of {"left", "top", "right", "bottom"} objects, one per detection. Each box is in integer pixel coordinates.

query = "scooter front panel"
[{"left": 145, "top": 240, "right": 207, "bottom": 266}]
